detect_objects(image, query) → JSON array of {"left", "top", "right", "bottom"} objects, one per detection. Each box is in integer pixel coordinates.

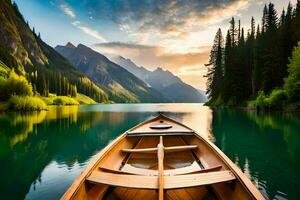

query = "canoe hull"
[{"left": 61, "top": 114, "right": 265, "bottom": 200}]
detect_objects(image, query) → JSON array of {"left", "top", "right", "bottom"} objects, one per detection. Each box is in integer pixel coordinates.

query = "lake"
[{"left": 0, "top": 104, "right": 299, "bottom": 200}]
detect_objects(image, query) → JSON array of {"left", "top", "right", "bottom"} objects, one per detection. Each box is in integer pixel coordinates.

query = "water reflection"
[
  {"left": 0, "top": 104, "right": 299, "bottom": 200},
  {"left": 212, "top": 109, "right": 300, "bottom": 200},
  {"left": 0, "top": 104, "right": 212, "bottom": 200}
]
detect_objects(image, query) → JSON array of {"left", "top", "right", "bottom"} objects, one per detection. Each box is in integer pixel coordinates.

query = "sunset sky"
[{"left": 15, "top": 0, "right": 295, "bottom": 90}]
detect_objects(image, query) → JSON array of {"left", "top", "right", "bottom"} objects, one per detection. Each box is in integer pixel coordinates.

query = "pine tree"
[
  {"left": 261, "top": 3, "right": 280, "bottom": 92},
  {"left": 266, "top": 3, "right": 278, "bottom": 32},
  {"left": 238, "top": 20, "right": 241, "bottom": 41},
  {"left": 229, "top": 18, "right": 238, "bottom": 46},
  {"left": 236, "top": 28, "right": 249, "bottom": 100},
  {"left": 222, "top": 31, "right": 233, "bottom": 102},
  {"left": 296, "top": 0, "right": 300, "bottom": 16},
  {"left": 205, "top": 28, "right": 224, "bottom": 101},
  {"left": 262, "top": 4, "right": 268, "bottom": 33},
  {"left": 248, "top": 17, "right": 256, "bottom": 95},
  {"left": 278, "top": 3, "right": 294, "bottom": 84},
  {"left": 251, "top": 17, "right": 255, "bottom": 36},
  {"left": 280, "top": 9, "right": 286, "bottom": 27}
]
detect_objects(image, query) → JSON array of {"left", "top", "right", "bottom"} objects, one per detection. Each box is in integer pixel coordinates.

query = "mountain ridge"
[
  {"left": 111, "top": 56, "right": 207, "bottom": 103},
  {"left": 55, "top": 43, "right": 166, "bottom": 103}
]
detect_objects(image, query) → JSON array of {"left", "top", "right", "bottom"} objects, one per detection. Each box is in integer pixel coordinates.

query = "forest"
[
  {"left": 0, "top": 2, "right": 109, "bottom": 111},
  {"left": 206, "top": 1, "right": 300, "bottom": 110}
]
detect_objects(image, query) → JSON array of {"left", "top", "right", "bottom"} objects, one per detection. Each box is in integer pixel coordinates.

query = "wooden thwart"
[
  {"left": 87, "top": 170, "right": 235, "bottom": 190},
  {"left": 99, "top": 163, "right": 222, "bottom": 176},
  {"left": 122, "top": 147, "right": 158, "bottom": 153},
  {"left": 87, "top": 171, "right": 157, "bottom": 189},
  {"left": 122, "top": 145, "right": 197, "bottom": 154},
  {"left": 164, "top": 171, "right": 235, "bottom": 189},
  {"left": 164, "top": 145, "right": 197, "bottom": 153}
]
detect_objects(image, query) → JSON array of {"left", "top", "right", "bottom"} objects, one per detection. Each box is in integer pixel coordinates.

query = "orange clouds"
[
  {"left": 88, "top": 0, "right": 268, "bottom": 90},
  {"left": 92, "top": 42, "right": 210, "bottom": 90}
]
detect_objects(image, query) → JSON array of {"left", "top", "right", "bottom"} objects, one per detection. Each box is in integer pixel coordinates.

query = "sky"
[{"left": 15, "top": 0, "right": 296, "bottom": 90}]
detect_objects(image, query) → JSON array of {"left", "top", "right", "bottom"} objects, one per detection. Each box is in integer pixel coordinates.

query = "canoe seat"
[
  {"left": 87, "top": 170, "right": 235, "bottom": 189},
  {"left": 99, "top": 163, "right": 222, "bottom": 176},
  {"left": 122, "top": 145, "right": 198, "bottom": 154}
]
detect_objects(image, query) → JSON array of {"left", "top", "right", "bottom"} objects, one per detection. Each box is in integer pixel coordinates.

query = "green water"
[{"left": 0, "top": 104, "right": 299, "bottom": 200}]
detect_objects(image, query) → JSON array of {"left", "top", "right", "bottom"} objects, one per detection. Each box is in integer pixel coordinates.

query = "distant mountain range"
[
  {"left": 0, "top": 0, "right": 206, "bottom": 103},
  {"left": 111, "top": 56, "right": 207, "bottom": 103},
  {"left": 55, "top": 43, "right": 165, "bottom": 103}
]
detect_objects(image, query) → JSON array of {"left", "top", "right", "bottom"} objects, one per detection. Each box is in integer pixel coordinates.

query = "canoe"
[{"left": 61, "top": 114, "right": 265, "bottom": 200}]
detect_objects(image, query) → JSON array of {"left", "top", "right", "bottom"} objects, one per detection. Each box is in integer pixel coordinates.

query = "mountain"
[
  {"left": 198, "top": 90, "right": 208, "bottom": 102},
  {"left": 55, "top": 44, "right": 165, "bottom": 103},
  {"left": 112, "top": 56, "right": 150, "bottom": 82},
  {"left": 111, "top": 56, "right": 207, "bottom": 103},
  {"left": 0, "top": 0, "right": 47, "bottom": 73},
  {"left": 0, "top": 0, "right": 108, "bottom": 102}
]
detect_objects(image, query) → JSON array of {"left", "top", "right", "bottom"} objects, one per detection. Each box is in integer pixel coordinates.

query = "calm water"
[{"left": 0, "top": 104, "right": 299, "bottom": 200}]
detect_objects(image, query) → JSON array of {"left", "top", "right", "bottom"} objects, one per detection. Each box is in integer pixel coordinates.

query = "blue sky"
[{"left": 15, "top": 0, "right": 295, "bottom": 89}]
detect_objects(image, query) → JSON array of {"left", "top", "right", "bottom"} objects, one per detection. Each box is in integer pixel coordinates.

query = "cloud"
[
  {"left": 84, "top": 0, "right": 253, "bottom": 36},
  {"left": 77, "top": 26, "right": 107, "bottom": 42},
  {"left": 60, "top": 4, "right": 76, "bottom": 18},
  {"left": 92, "top": 42, "right": 209, "bottom": 72},
  {"left": 84, "top": 0, "right": 262, "bottom": 89},
  {"left": 72, "top": 22, "right": 107, "bottom": 42},
  {"left": 71, "top": 21, "right": 80, "bottom": 26},
  {"left": 58, "top": 3, "right": 106, "bottom": 42},
  {"left": 92, "top": 42, "right": 210, "bottom": 89},
  {"left": 97, "top": 42, "right": 156, "bottom": 50}
]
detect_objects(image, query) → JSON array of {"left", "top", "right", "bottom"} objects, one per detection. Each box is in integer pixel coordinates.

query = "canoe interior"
[{"left": 61, "top": 115, "right": 264, "bottom": 200}]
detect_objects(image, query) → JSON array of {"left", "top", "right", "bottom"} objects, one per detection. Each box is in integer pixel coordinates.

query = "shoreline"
[{"left": 206, "top": 102, "right": 300, "bottom": 113}]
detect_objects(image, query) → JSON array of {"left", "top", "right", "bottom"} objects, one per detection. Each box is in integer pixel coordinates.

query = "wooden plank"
[
  {"left": 100, "top": 163, "right": 222, "bottom": 176},
  {"left": 87, "top": 185, "right": 108, "bottom": 200},
  {"left": 164, "top": 145, "right": 197, "bottom": 153},
  {"left": 164, "top": 171, "right": 235, "bottom": 189},
  {"left": 166, "top": 189, "right": 194, "bottom": 200},
  {"left": 127, "top": 131, "right": 194, "bottom": 137},
  {"left": 100, "top": 165, "right": 157, "bottom": 176},
  {"left": 158, "top": 136, "right": 164, "bottom": 200},
  {"left": 125, "top": 114, "right": 195, "bottom": 136},
  {"left": 164, "top": 163, "right": 221, "bottom": 176},
  {"left": 122, "top": 147, "right": 158, "bottom": 153},
  {"left": 88, "top": 170, "right": 234, "bottom": 190},
  {"left": 114, "top": 188, "right": 157, "bottom": 200},
  {"left": 128, "top": 131, "right": 194, "bottom": 134},
  {"left": 122, "top": 145, "right": 197, "bottom": 154},
  {"left": 87, "top": 171, "right": 158, "bottom": 189},
  {"left": 121, "top": 164, "right": 157, "bottom": 176}
]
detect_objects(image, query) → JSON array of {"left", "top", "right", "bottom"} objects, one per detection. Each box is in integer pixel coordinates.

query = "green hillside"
[{"left": 0, "top": 0, "right": 108, "bottom": 104}]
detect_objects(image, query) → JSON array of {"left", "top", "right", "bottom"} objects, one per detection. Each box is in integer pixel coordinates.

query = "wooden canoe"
[{"left": 61, "top": 114, "right": 265, "bottom": 200}]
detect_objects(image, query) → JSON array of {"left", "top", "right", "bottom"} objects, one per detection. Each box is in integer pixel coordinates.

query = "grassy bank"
[
  {"left": 42, "top": 95, "right": 79, "bottom": 105},
  {"left": 0, "top": 58, "right": 97, "bottom": 111},
  {"left": 7, "top": 96, "right": 47, "bottom": 111},
  {"left": 76, "top": 93, "right": 97, "bottom": 104}
]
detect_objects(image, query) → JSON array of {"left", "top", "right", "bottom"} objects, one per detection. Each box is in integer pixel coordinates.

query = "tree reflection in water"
[
  {"left": 212, "top": 109, "right": 300, "bottom": 200},
  {"left": 0, "top": 105, "right": 299, "bottom": 200}
]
